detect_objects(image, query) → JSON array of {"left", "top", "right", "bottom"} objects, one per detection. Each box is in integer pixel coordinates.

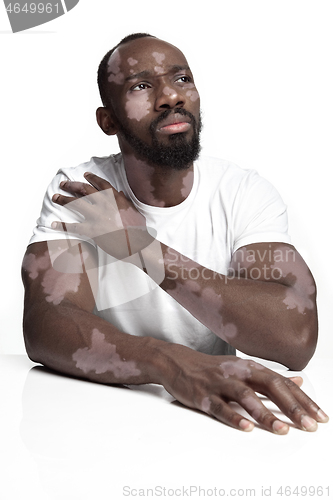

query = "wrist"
[
  {"left": 125, "top": 226, "right": 155, "bottom": 255},
  {"left": 146, "top": 338, "right": 192, "bottom": 387}
]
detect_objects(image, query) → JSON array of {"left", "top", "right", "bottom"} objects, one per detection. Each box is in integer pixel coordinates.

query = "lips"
[{"left": 156, "top": 112, "right": 192, "bottom": 132}]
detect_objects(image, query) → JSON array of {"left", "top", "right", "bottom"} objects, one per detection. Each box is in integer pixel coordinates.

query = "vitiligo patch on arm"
[
  {"left": 41, "top": 269, "right": 81, "bottom": 306},
  {"left": 72, "top": 328, "right": 141, "bottom": 378},
  {"left": 270, "top": 249, "right": 316, "bottom": 314},
  {"left": 22, "top": 252, "right": 50, "bottom": 280}
]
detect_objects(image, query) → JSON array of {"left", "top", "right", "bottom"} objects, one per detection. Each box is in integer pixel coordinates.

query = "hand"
[
  {"left": 51, "top": 173, "right": 154, "bottom": 258},
  {"left": 160, "top": 348, "right": 329, "bottom": 434}
]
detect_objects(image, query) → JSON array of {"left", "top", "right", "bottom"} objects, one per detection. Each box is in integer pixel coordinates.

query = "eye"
[
  {"left": 175, "top": 75, "right": 193, "bottom": 84},
  {"left": 131, "top": 82, "right": 151, "bottom": 91}
]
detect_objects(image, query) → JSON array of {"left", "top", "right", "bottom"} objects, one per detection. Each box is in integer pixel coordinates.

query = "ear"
[{"left": 96, "top": 107, "right": 118, "bottom": 136}]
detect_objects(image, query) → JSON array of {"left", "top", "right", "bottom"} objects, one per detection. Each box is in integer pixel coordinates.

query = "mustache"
[{"left": 149, "top": 108, "right": 197, "bottom": 134}]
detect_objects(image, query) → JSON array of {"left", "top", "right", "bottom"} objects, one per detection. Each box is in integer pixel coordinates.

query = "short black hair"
[{"left": 97, "top": 33, "right": 156, "bottom": 108}]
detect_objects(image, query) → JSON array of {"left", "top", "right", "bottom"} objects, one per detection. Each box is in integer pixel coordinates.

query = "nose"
[{"left": 154, "top": 83, "right": 185, "bottom": 111}]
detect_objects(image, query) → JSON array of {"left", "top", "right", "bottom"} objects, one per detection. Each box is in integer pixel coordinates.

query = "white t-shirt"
[{"left": 30, "top": 154, "right": 291, "bottom": 355}]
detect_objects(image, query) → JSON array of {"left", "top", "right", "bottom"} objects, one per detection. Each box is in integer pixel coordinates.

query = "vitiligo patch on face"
[
  {"left": 41, "top": 268, "right": 81, "bottom": 305},
  {"left": 152, "top": 52, "right": 165, "bottom": 65},
  {"left": 126, "top": 93, "right": 152, "bottom": 121},
  {"left": 152, "top": 52, "right": 166, "bottom": 75},
  {"left": 186, "top": 90, "right": 199, "bottom": 102},
  {"left": 72, "top": 329, "right": 141, "bottom": 378},
  {"left": 127, "top": 57, "right": 138, "bottom": 66},
  {"left": 163, "top": 86, "right": 173, "bottom": 96},
  {"left": 107, "top": 50, "right": 125, "bottom": 85}
]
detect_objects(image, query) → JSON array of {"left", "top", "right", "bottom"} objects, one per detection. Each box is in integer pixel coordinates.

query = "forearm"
[
  {"left": 23, "top": 299, "right": 167, "bottom": 386},
  {"left": 143, "top": 243, "right": 317, "bottom": 369}
]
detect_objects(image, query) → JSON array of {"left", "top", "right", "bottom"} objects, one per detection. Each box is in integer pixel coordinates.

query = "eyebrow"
[{"left": 125, "top": 65, "right": 191, "bottom": 82}]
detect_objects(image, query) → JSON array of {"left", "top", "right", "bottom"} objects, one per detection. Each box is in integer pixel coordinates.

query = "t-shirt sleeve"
[
  {"left": 29, "top": 171, "right": 96, "bottom": 248},
  {"left": 232, "top": 169, "right": 291, "bottom": 252}
]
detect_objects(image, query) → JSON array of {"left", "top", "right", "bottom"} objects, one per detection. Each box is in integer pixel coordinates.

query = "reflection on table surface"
[{"left": 0, "top": 355, "right": 331, "bottom": 500}]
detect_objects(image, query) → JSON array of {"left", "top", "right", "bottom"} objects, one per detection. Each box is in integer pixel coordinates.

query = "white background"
[{"left": 0, "top": 0, "right": 332, "bottom": 357}]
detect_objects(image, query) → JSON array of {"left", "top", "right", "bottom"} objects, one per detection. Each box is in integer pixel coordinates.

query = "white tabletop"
[{"left": 0, "top": 355, "right": 331, "bottom": 500}]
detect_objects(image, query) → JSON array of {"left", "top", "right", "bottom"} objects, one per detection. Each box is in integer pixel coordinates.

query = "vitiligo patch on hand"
[
  {"left": 220, "top": 359, "right": 263, "bottom": 380},
  {"left": 201, "top": 397, "right": 211, "bottom": 413},
  {"left": 241, "top": 395, "right": 263, "bottom": 421},
  {"left": 72, "top": 329, "right": 141, "bottom": 378}
]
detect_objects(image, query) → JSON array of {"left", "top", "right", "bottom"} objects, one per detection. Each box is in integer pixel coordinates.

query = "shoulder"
[
  {"left": 56, "top": 154, "right": 122, "bottom": 183},
  {"left": 195, "top": 155, "right": 274, "bottom": 196}
]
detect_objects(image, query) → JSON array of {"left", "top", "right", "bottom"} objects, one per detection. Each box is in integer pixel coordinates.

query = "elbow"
[
  {"left": 284, "top": 317, "right": 318, "bottom": 372},
  {"left": 22, "top": 311, "right": 44, "bottom": 365},
  {"left": 23, "top": 325, "right": 40, "bottom": 364}
]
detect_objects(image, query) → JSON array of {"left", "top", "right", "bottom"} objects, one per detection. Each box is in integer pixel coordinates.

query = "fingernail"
[
  {"left": 239, "top": 419, "right": 254, "bottom": 432},
  {"left": 272, "top": 420, "right": 289, "bottom": 435},
  {"left": 52, "top": 194, "right": 60, "bottom": 202},
  {"left": 51, "top": 222, "right": 58, "bottom": 229},
  {"left": 317, "top": 409, "right": 329, "bottom": 423},
  {"left": 60, "top": 181, "right": 66, "bottom": 188},
  {"left": 301, "top": 415, "right": 318, "bottom": 432}
]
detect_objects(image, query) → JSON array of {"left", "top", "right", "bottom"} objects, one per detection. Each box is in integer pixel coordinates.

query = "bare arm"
[
  {"left": 22, "top": 240, "right": 161, "bottom": 385},
  {"left": 144, "top": 241, "right": 318, "bottom": 371}
]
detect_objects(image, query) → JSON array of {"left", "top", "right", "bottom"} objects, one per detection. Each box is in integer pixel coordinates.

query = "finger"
[
  {"left": 51, "top": 220, "right": 84, "bottom": 235},
  {"left": 52, "top": 193, "right": 76, "bottom": 205},
  {"left": 288, "top": 376, "right": 303, "bottom": 387},
  {"left": 203, "top": 395, "right": 255, "bottom": 432},
  {"left": 84, "top": 172, "right": 113, "bottom": 191},
  {"left": 220, "top": 380, "right": 290, "bottom": 435},
  {"left": 235, "top": 388, "right": 289, "bottom": 435},
  {"left": 262, "top": 376, "right": 322, "bottom": 431},
  {"left": 248, "top": 368, "right": 329, "bottom": 430},
  {"left": 281, "top": 377, "right": 329, "bottom": 424},
  {"left": 59, "top": 180, "right": 97, "bottom": 197},
  {"left": 52, "top": 193, "right": 94, "bottom": 218}
]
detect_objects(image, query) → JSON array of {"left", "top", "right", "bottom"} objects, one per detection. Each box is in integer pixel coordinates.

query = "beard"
[{"left": 117, "top": 108, "right": 202, "bottom": 171}]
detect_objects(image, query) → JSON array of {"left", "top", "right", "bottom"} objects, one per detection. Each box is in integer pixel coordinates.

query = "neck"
[{"left": 121, "top": 150, "right": 194, "bottom": 208}]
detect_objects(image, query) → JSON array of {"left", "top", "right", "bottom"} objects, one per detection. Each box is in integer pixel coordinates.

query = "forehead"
[{"left": 107, "top": 37, "right": 190, "bottom": 79}]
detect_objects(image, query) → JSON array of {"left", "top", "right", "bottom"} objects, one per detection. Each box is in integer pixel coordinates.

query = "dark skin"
[{"left": 22, "top": 37, "right": 328, "bottom": 434}]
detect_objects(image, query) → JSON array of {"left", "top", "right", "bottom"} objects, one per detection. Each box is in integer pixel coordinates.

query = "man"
[{"left": 22, "top": 33, "right": 328, "bottom": 434}]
